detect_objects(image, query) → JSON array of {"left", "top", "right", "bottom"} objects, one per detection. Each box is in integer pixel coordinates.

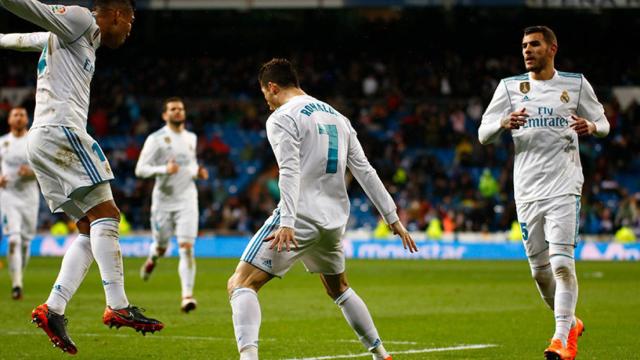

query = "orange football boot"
[
  {"left": 544, "top": 338, "right": 573, "bottom": 360},
  {"left": 566, "top": 317, "right": 585, "bottom": 359}
]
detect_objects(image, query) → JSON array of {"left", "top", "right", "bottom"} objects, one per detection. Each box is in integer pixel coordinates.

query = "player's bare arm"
[{"left": 0, "top": 175, "right": 6, "bottom": 188}]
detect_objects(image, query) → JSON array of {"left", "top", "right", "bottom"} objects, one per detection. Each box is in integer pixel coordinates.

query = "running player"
[
  {"left": 227, "top": 58, "right": 418, "bottom": 360},
  {"left": 136, "top": 97, "right": 208, "bottom": 313},
  {"left": 478, "top": 26, "right": 609, "bottom": 360},
  {"left": 0, "top": 0, "right": 163, "bottom": 354},
  {"left": 0, "top": 107, "right": 39, "bottom": 300}
]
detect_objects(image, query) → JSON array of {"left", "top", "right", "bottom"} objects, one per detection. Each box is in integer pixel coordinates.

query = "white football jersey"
[
  {"left": 267, "top": 94, "right": 399, "bottom": 230},
  {"left": 135, "top": 126, "right": 199, "bottom": 212},
  {"left": 0, "top": 0, "right": 101, "bottom": 130},
  {"left": 0, "top": 133, "right": 39, "bottom": 206},
  {"left": 479, "top": 70, "right": 609, "bottom": 203}
]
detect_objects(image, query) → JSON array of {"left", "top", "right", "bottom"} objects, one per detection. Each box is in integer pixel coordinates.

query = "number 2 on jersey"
[{"left": 318, "top": 124, "right": 338, "bottom": 174}]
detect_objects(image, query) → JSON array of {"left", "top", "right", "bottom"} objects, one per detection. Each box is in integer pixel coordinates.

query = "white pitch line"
[
  {"left": 283, "top": 344, "right": 497, "bottom": 360},
  {"left": 336, "top": 340, "right": 419, "bottom": 345}
]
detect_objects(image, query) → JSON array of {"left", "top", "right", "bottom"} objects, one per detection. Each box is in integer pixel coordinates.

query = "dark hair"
[
  {"left": 524, "top": 26, "right": 557, "bottom": 46},
  {"left": 94, "top": 0, "right": 135, "bottom": 10},
  {"left": 162, "top": 97, "right": 184, "bottom": 112},
  {"left": 258, "top": 58, "right": 300, "bottom": 88}
]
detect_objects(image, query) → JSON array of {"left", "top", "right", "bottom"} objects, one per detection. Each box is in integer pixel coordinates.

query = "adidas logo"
[
  {"left": 262, "top": 259, "right": 272, "bottom": 268},
  {"left": 522, "top": 95, "right": 530, "bottom": 102}
]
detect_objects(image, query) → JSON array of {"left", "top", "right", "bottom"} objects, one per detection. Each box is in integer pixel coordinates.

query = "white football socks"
[
  {"left": 550, "top": 250, "right": 578, "bottom": 347},
  {"left": 530, "top": 262, "right": 556, "bottom": 310},
  {"left": 46, "top": 234, "right": 94, "bottom": 314},
  {"left": 21, "top": 237, "right": 31, "bottom": 270},
  {"left": 8, "top": 235, "right": 22, "bottom": 288},
  {"left": 90, "top": 218, "right": 129, "bottom": 310},
  {"left": 178, "top": 242, "right": 196, "bottom": 299},
  {"left": 335, "top": 288, "right": 388, "bottom": 358},
  {"left": 231, "top": 288, "right": 261, "bottom": 356}
]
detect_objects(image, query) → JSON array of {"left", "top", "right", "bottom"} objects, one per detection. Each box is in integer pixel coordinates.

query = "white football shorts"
[
  {"left": 1, "top": 192, "right": 39, "bottom": 240},
  {"left": 27, "top": 126, "right": 115, "bottom": 220},
  {"left": 150, "top": 203, "right": 199, "bottom": 246},
  {"left": 516, "top": 194, "right": 581, "bottom": 258},
  {"left": 240, "top": 209, "right": 346, "bottom": 277}
]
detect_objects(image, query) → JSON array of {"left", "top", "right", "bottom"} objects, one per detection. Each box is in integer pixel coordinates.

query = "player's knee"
[
  {"left": 227, "top": 277, "right": 236, "bottom": 296},
  {"left": 322, "top": 276, "right": 349, "bottom": 300},
  {"left": 227, "top": 273, "right": 254, "bottom": 296},
  {"left": 77, "top": 217, "right": 90, "bottom": 234},
  {"left": 530, "top": 263, "right": 553, "bottom": 283},
  {"left": 88, "top": 200, "right": 120, "bottom": 221},
  {"left": 550, "top": 255, "right": 575, "bottom": 280},
  {"left": 8, "top": 242, "right": 17, "bottom": 254},
  {"left": 325, "top": 287, "right": 342, "bottom": 300},
  {"left": 179, "top": 244, "right": 193, "bottom": 258},
  {"left": 157, "top": 247, "right": 167, "bottom": 256}
]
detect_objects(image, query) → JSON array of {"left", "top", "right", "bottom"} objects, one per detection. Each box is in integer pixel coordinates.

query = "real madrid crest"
[
  {"left": 560, "top": 90, "right": 570, "bottom": 103},
  {"left": 520, "top": 81, "right": 530, "bottom": 94},
  {"left": 164, "top": 136, "right": 171, "bottom": 144},
  {"left": 3, "top": 141, "right": 8, "bottom": 148}
]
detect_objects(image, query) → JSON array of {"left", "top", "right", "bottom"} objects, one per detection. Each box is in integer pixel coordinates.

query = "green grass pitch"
[{"left": 0, "top": 258, "right": 638, "bottom": 359}]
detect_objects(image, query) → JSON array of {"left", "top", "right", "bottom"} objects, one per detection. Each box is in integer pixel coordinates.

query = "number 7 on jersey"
[{"left": 318, "top": 124, "right": 338, "bottom": 174}]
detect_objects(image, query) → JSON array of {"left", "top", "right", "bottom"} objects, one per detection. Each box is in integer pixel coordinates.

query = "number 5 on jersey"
[
  {"left": 520, "top": 222, "right": 529, "bottom": 241},
  {"left": 318, "top": 124, "right": 338, "bottom": 174}
]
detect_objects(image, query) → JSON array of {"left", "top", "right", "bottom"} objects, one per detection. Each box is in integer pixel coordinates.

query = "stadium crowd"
[{"left": 1, "top": 9, "right": 638, "bottom": 238}]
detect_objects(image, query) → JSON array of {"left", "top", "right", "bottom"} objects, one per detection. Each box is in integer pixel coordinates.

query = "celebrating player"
[
  {"left": 478, "top": 26, "right": 609, "bottom": 360},
  {"left": 0, "top": 0, "right": 163, "bottom": 354},
  {"left": 135, "top": 97, "right": 208, "bottom": 313},
  {"left": 0, "top": 107, "right": 39, "bottom": 300},
  {"left": 227, "top": 58, "right": 418, "bottom": 360}
]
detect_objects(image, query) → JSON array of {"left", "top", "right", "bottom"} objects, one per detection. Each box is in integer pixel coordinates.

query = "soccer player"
[
  {"left": 227, "top": 59, "right": 418, "bottom": 360},
  {"left": 0, "top": 0, "right": 163, "bottom": 354},
  {"left": 478, "top": 26, "right": 609, "bottom": 360},
  {"left": 135, "top": 97, "right": 208, "bottom": 313},
  {"left": 0, "top": 107, "right": 39, "bottom": 300}
]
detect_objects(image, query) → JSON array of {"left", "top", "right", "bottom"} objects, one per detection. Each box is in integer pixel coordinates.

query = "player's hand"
[
  {"left": 264, "top": 226, "right": 298, "bottom": 252},
  {"left": 18, "top": 164, "right": 34, "bottom": 177},
  {"left": 197, "top": 166, "right": 209, "bottom": 180},
  {"left": 501, "top": 108, "right": 528, "bottom": 129},
  {"left": 167, "top": 159, "right": 179, "bottom": 175},
  {"left": 0, "top": 175, "right": 7, "bottom": 188},
  {"left": 570, "top": 115, "right": 596, "bottom": 136},
  {"left": 390, "top": 221, "right": 419, "bottom": 253}
]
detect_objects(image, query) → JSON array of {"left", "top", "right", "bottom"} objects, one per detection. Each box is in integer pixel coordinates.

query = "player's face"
[
  {"left": 261, "top": 83, "right": 278, "bottom": 111},
  {"left": 101, "top": 8, "right": 134, "bottom": 49},
  {"left": 522, "top": 33, "right": 555, "bottom": 73},
  {"left": 8, "top": 109, "right": 28, "bottom": 131},
  {"left": 163, "top": 101, "right": 186, "bottom": 124}
]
